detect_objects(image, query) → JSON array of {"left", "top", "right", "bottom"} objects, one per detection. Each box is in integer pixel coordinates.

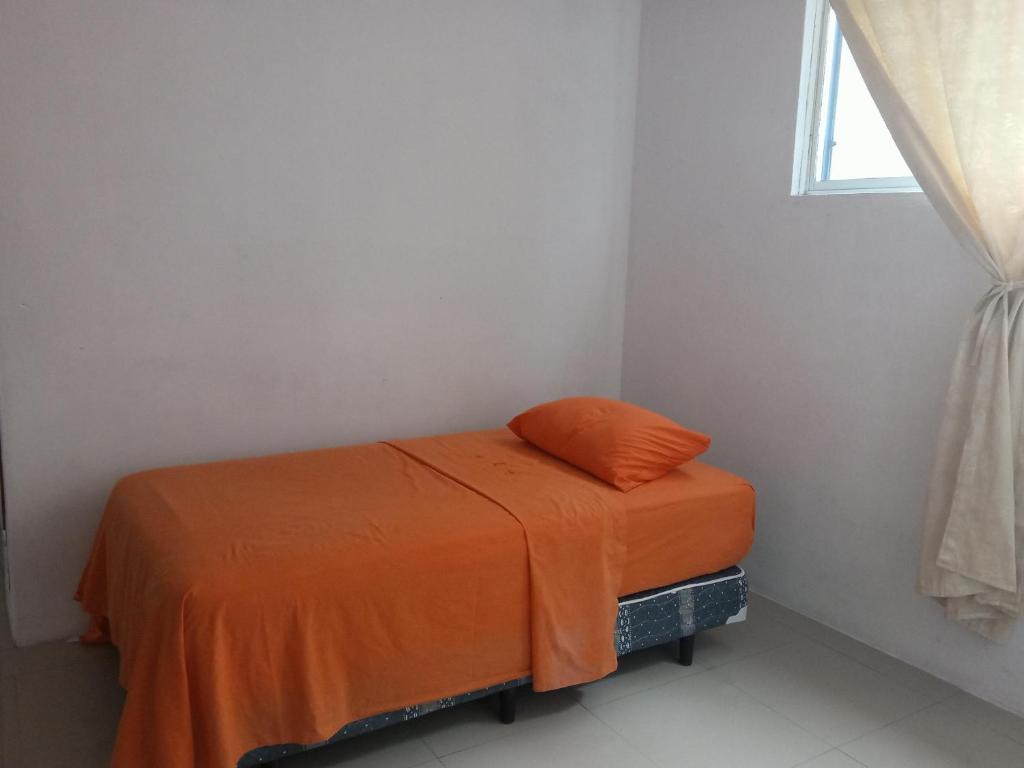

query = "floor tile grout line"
[
  {"left": 931, "top": 698, "right": 1024, "bottom": 749},
  {"left": 747, "top": 601, "right": 958, "bottom": 707},
  {"left": 576, "top": 629, "right": 807, "bottom": 714},
  {"left": 414, "top": 704, "right": 451, "bottom": 763},
  {"left": 823, "top": 748, "right": 871, "bottom": 768},
  {"left": 835, "top": 745, "right": 874, "bottom": 768},
  {"left": 707, "top": 645, "right": 938, "bottom": 752},
  {"left": 572, "top": 703, "right": 665, "bottom": 765},
  {"left": 425, "top": 720, "right": 529, "bottom": 759},
  {"left": 1005, "top": 730, "right": 1024, "bottom": 748},
  {"left": 710, "top": 676, "right": 838, "bottom": 754},
  {"left": 831, "top": 700, "right": 948, "bottom": 751},
  {"left": 420, "top": 732, "right": 442, "bottom": 762},
  {"left": 787, "top": 746, "right": 856, "bottom": 768},
  {"left": 569, "top": 657, "right": 711, "bottom": 710},
  {"left": 425, "top": 695, "right": 586, "bottom": 759},
  {"left": 360, "top": 616, "right": 962, "bottom": 765},
  {"left": 569, "top": 632, "right": 819, "bottom": 742},
  {"left": 430, "top": 695, "right": 660, "bottom": 765},
  {"left": 576, "top": 665, "right": 715, "bottom": 714},
  {"left": 570, "top": 629, "right": 807, "bottom": 715},
  {"left": 798, "top": 633, "right": 950, "bottom": 708},
  {"left": 695, "top": 633, "right": 803, "bottom": 674},
  {"left": 810, "top": 632, "right": 961, "bottom": 703},
  {"left": 827, "top": 702, "right": 1022, "bottom": 768},
  {"left": 750, "top": 593, "right": 974, "bottom": 703},
  {"left": 586, "top": 670, "right": 833, "bottom": 767},
  {"left": 579, "top": 696, "right": 681, "bottom": 767},
  {"left": 843, "top": 754, "right": 871, "bottom": 768},
  {"left": 747, "top": 596, "right": 832, "bottom": 638}
]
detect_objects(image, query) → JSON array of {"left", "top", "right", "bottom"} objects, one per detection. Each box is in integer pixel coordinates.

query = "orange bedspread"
[
  {"left": 75, "top": 431, "right": 630, "bottom": 768},
  {"left": 76, "top": 429, "right": 754, "bottom": 768}
]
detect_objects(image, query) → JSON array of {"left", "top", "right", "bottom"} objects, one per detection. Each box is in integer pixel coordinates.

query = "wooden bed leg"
[
  {"left": 498, "top": 687, "right": 518, "bottom": 724},
  {"left": 679, "top": 634, "right": 695, "bottom": 666}
]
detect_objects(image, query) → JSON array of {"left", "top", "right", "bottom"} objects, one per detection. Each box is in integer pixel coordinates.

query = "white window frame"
[{"left": 791, "top": 0, "right": 921, "bottom": 196}]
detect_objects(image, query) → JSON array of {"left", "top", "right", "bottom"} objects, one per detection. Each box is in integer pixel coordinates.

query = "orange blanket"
[{"left": 76, "top": 431, "right": 628, "bottom": 768}]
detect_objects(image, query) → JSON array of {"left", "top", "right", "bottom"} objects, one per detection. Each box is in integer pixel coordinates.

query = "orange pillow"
[{"left": 507, "top": 397, "right": 710, "bottom": 491}]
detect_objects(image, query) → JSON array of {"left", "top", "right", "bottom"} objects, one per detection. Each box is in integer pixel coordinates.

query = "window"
[{"left": 792, "top": 0, "right": 919, "bottom": 195}]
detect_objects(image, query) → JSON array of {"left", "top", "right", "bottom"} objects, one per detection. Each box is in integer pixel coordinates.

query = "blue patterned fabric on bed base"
[
  {"left": 614, "top": 566, "right": 748, "bottom": 655},
  {"left": 237, "top": 566, "right": 747, "bottom": 767}
]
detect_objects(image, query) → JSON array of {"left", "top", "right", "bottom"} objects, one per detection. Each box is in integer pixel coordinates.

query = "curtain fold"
[{"left": 830, "top": 0, "right": 1024, "bottom": 640}]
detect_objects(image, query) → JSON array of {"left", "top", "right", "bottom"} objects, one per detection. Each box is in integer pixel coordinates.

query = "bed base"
[{"left": 240, "top": 566, "right": 746, "bottom": 767}]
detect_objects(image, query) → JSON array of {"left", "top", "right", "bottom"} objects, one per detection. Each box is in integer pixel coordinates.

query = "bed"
[
  {"left": 76, "top": 427, "right": 755, "bottom": 768},
  {"left": 240, "top": 565, "right": 748, "bottom": 766}
]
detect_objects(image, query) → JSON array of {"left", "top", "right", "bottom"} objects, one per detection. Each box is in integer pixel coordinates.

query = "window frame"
[{"left": 791, "top": 0, "right": 921, "bottom": 196}]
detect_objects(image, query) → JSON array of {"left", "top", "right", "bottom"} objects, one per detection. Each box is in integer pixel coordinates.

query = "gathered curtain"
[{"left": 830, "top": 0, "right": 1024, "bottom": 640}]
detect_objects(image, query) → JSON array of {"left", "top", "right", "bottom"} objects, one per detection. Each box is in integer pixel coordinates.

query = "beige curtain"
[{"left": 830, "top": 0, "right": 1024, "bottom": 641}]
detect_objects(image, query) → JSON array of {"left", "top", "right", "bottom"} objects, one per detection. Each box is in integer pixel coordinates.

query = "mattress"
[
  {"left": 619, "top": 460, "right": 756, "bottom": 595},
  {"left": 239, "top": 566, "right": 749, "bottom": 767}
]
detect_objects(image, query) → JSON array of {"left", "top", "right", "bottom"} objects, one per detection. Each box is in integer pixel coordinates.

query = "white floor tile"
[
  {"left": 1, "top": 675, "right": 20, "bottom": 768},
  {"left": 0, "top": 638, "right": 117, "bottom": 678},
  {"left": 283, "top": 725, "right": 435, "bottom": 768},
  {"left": 590, "top": 670, "right": 830, "bottom": 768},
  {"left": 747, "top": 592, "right": 833, "bottom": 639},
  {"left": 714, "top": 638, "right": 933, "bottom": 746},
  {"left": 13, "top": 659, "right": 124, "bottom": 768},
  {"left": 746, "top": 596, "right": 958, "bottom": 704},
  {"left": 568, "top": 644, "right": 703, "bottom": 708},
  {"left": 941, "top": 692, "right": 1024, "bottom": 747},
  {"left": 411, "top": 689, "right": 578, "bottom": 757},
  {"left": 3, "top": 585, "right": 1019, "bottom": 768},
  {"left": 694, "top": 612, "right": 803, "bottom": 669},
  {"left": 813, "top": 628, "right": 958, "bottom": 703},
  {"left": 440, "top": 705, "right": 656, "bottom": 768},
  {"left": 841, "top": 702, "right": 1024, "bottom": 768},
  {"left": 797, "top": 750, "right": 868, "bottom": 767}
]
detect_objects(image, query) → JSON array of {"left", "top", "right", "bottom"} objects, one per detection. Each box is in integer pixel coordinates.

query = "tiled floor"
[{"left": 1, "top": 592, "right": 1023, "bottom": 767}]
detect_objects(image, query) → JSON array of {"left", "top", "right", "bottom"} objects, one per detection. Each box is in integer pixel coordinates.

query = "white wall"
[
  {"left": 0, "top": 0, "right": 641, "bottom": 645},
  {"left": 8, "top": 0, "right": 1019, "bottom": 717},
  {"left": 623, "top": 0, "right": 1023, "bottom": 715}
]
